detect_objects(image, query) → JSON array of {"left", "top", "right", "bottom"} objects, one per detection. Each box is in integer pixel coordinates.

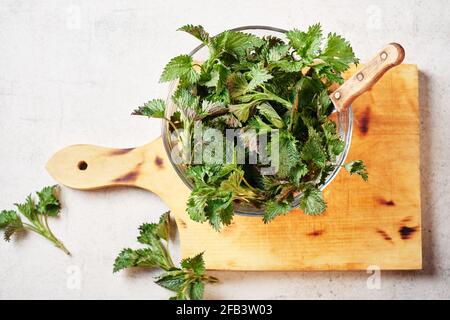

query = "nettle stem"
[{"left": 24, "top": 215, "right": 71, "bottom": 255}]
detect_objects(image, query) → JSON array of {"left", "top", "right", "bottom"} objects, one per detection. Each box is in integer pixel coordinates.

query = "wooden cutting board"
[{"left": 46, "top": 64, "right": 421, "bottom": 270}]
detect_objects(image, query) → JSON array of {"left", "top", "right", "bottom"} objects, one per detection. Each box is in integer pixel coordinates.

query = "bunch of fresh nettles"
[
  {"left": 134, "top": 24, "right": 368, "bottom": 230},
  {"left": 113, "top": 212, "right": 218, "bottom": 300},
  {"left": 0, "top": 185, "right": 70, "bottom": 255}
]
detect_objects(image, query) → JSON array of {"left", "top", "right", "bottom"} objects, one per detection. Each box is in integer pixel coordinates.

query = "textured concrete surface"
[{"left": 0, "top": 0, "right": 449, "bottom": 299}]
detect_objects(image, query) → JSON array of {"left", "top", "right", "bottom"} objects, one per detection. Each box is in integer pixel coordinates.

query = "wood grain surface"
[{"left": 46, "top": 64, "right": 421, "bottom": 270}]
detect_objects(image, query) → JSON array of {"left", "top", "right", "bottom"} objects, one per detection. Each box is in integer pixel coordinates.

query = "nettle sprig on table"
[
  {"left": 114, "top": 212, "right": 218, "bottom": 300},
  {"left": 0, "top": 185, "right": 70, "bottom": 255},
  {"left": 134, "top": 24, "right": 368, "bottom": 230}
]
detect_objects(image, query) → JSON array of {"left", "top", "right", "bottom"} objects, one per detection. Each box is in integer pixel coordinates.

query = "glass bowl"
[{"left": 162, "top": 26, "right": 353, "bottom": 216}]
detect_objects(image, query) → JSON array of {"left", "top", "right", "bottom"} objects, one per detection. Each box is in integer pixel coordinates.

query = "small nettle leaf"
[
  {"left": 132, "top": 99, "right": 166, "bottom": 118},
  {"left": 160, "top": 54, "right": 199, "bottom": 83},
  {"left": 301, "top": 129, "right": 327, "bottom": 169},
  {"left": 14, "top": 195, "right": 35, "bottom": 221},
  {"left": 0, "top": 210, "right": 23, "bottom": 241},
  {"left": 187, "top": 187, "right": 211, "bottom": 223},
  {"left": 181, "top": 252, "right": 205, "bottom": 275},
  {"left": 286, "top": 23, "right": 322, "bottom": 59},
  {"left": 36, "top": 185, "right": 61, "bottom": 216},
  {"left": 178, "top": 24, "right": 210, "bottom": 44},
  {"left": 229, "top": 102, "right": 254, "bottom": 122},
  {"left": 263, "top": 200, "right": 290, "bottom": 223},
  {"left": 113, "top": 248, "right": 140, "bottom": 273},
  {"left": 343, "top": 160, "right": 368, "bottom": 181},
  {"left": 257, "top": 103, "right": 284, "bottom": 128},
  {"left": 157, "top": 211, "right": 170, "bottom": 241},
  {"left": 227, "top": 72, "right": 248, "bottom": 99},
  {"left": 156, "top": 270, "right": 186, "bottom": 291},
  {"left": 204, "top": 64, "right": 229, "bottom": 92},
  {"left": 277, "top": 131, "right": 301, "bottom": 178},
  {"left": 211, "top": 31, "right": 265, "bottom": 57},
  {"left": 267, "top": 44, "right": 289, "bottom": 62},
  {"left": 0, "top": 210, "right": 22, "bottom": 229},
  {"left": 298, "top": 185, "right": 327, "bottom": 215},
  {"left": 246, "top": 65, "right": 273, "bottom": 92},
  {"left": 189, "top": 281, "right": 205, "bottom": 300},
  {"left": 320, "top": 33, "right": 359, "bottom": 73},
  {"left": 292, "top": 163, "right": 309, "bottom": 187}
]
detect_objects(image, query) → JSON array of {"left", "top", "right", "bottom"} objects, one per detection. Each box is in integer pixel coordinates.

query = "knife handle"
[{"left": 330, "top": 43, "right": 405, "bottom": 112}]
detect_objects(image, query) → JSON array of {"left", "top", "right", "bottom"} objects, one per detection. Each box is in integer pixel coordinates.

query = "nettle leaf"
[
  {"left": 113, "top": 248, "right": 141, "bottom": 272},
  {"left": 204, "top": 64, "right": 229, "bottom": 92},
  {"left": 229, "top": 102, "right": 254, "bottom": 122},
  {"left": 132, "top": 99, "right": 166, "bottom": 118},
  {"left": 291, "top": 163, "right": 309, "bottom": 187},
  {"left": 246, "top": 65, "right": 273, "bottom": 92},
  {"left": 206, "top": 190, "right": 234, "bottom": 231},
  {"left": 178, "top": 24, "right": 210, "bottom": 44},
  {"left": 320, "top": 33, "right": 359, "bottom": 73},
  {"left": 14, "top": 195, "right": 36, "bottom": 221},
  {"left": 0, "top": 210, "right": 23, "bottom": 241},
  {"left": 156, "top": 270, "right": 186, "bottom": 291},
  {"left": 287, "top": 23, "right": 323, "bottom": 59},
  {"left": 157, "top": 211, "right": 170, "bottom": 241},
  {"left": 113, "top": 247, "right": 166, "bottom": 273},
  {"left": 277, "top": 131, "right": 300, "bottom": 178},
  {"left": 343, "top": 160, "right": 368, "bottom": 181},
  {"left": 189, "top": 281, "right": 205, "bottom": 300},
  {"left": 301, "top": 129, "right": 327, "bottom": 168},
  {"left": 160, "top": 54, "right": 199, "bottom": 83},
  {"left": 187, "top": 186, "right": 213, "bottom": 223},
  {"left": 211, "top": 31, "right": 265, "bottom": 57},
  {"left": 263, "top": 200, "right": 290, "bottom": 223},
  {"left": 227, "top": 72, "right": 248, "bottom": 98},
  {"left": 257, "top": 103, "right": 284, "bottom": 128},
  {"left": 36, "top": 185, "right": 61, "bottom": 216},
  {"left": 181, "top": 252, "right": 205, "bottom": 275},
  {"left": 298, "top": 185, "right": 327, "bottom": 215},
  {"left": 0, "top": 210, "right": 22, "bottom": 229},
  {"left": 267, "top": 44, "right": 289, "bottom": 62},
  {"left": 172, "top": 89, "right": 200, "bottom": 120}
]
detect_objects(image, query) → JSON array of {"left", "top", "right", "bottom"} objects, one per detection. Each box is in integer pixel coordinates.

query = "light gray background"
[{"left": 1, "top": 0, "right": 449, "bottom": 299}]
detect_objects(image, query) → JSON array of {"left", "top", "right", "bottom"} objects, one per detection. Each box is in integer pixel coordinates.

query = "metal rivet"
[
  {"left": 357, "top": 72, "right": 364, "bottom": 81},
  {"left": 334, "top": 91, "right": 341, "bottom": 99},
  {"left": 380, "top": 51, "right": 388, "bottom": 60}
]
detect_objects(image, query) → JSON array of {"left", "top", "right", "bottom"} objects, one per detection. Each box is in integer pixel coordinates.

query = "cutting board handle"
[
  {"left": 45, "top": 138, "right": 173, "bottom": 193},
  {"left": 330, "top": 43, "right": 405, "bottom": 112}
]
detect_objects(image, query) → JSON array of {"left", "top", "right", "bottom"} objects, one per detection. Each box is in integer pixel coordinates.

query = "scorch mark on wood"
[
  {"left": 112, "top": 163, "right": 142, "bottom": 183},
  {"left": 154, "top": 156, "right": 164, "bottom": 168},
  {"left": 109, "top": 148, "right": 134, "bottom": 156},
  {"left": 113, "top": 171, "right": 139, "bottom": 183},
  {"left": 358, "top": 106, "right": 371, "bottom": 135},
  {"left": 307, "top": 229, "right": 325, "bottom": 237},
  {"left": 376, "top": 229, "right": 393, "bottom": 242},
  {"left": 399, "top": 226, "right": 418, "bottom": 240},
  {"left": 378, "top": 198, "right": 395, "bottom": 206}
]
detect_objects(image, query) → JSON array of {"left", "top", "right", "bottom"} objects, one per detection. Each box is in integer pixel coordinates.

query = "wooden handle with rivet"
[{"left": 330, "top": 43, "right": 405, "bottom": 112}]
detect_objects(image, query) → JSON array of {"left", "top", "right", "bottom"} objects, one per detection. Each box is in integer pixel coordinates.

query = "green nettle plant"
[
  {"left": 114, "top": 212, "right": 218, "bottom": 300},
  {"left": 134, "top": 24, "right": 368, "bottom": 230},
  {"left": 0, "top": 185, "right": 70, "bottom": 255}
]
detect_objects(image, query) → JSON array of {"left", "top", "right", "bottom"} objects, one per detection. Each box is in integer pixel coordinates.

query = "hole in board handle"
[{"left": 77, "top": 161, "right": 88, "bottom": 171}]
